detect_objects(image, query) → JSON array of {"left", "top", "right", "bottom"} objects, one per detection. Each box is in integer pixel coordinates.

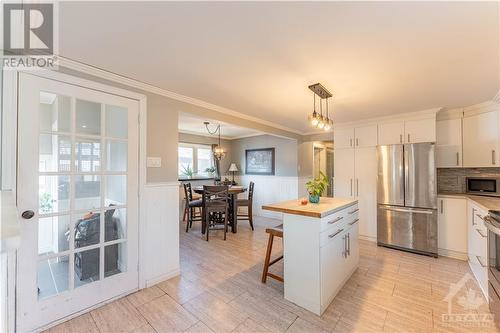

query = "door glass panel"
[
  {"left": 106, "top": 140, "right": 127, "bottom": 172},
  {"left": 105, "top": 175, "right": 126, "bottom": 206},
  {"left": 105, "top": 105, "right": 128, "bottom": 139},
  {"left": 37, "top": 255, "right": 69, "bottom": 299},
  {"left": 75, "top": 138, "right": 101, "bottom": 172},
  {"left": 105, "top": 207, "right": 126, "bottom": 241},
  {"left": 74, "top": 175, "right": 101, "bottom": 211},
  {"left": 38, "top": 215, "right": 70, "bottom": 255},
  {"left": 76, "top": 99, "right": 101, "bottom": 135},
  {"left": 74, "top": 212, "right": 100, "bottom": 249},
  {"left": 39, "top": 175, "right": 70, "bottom": 214},
  {"left": 105, "top": 242, "right": 126, "bottom": 278},
  {"left": 39, "top": 134, "right": 71, "bottom": 172},
  {"left": 39, "top": 92, "right": 71, "bottom": 133},
  {"left": 74, "top": 248, "right": 100, "bottom": 287}
]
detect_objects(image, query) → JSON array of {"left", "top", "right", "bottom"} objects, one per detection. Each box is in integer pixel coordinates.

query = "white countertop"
[{"left": 0, "top": 190, "right": 20, "bottom": 253}]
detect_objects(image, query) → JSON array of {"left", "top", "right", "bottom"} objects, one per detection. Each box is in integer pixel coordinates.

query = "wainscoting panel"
[
  {"left": 237, "top": 176, "right": 299, "bottom": 219},
  {"left": 142, "top": 183, "right": 180, "bottom": 286}
]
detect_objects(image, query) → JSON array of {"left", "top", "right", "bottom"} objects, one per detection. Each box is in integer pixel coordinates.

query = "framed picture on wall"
[{"left": 245, "top": 148, "right": 275, "bottom": 175}]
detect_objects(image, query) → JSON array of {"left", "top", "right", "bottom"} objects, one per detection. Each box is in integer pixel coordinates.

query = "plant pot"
[{"left": 309, "top": 194, "right": 320, "bottom": 203}]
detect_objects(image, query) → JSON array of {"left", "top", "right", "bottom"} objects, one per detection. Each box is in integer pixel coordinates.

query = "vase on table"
[{"left": 309, "top": 194, "right": 320, "bottom": 203}]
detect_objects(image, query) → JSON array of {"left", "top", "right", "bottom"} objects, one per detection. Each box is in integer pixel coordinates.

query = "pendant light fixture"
[
  {"left": 204, "top": 121, "right": 226, "bottom": 160},
  {"left": 308, "top": 83, "right": 333, "bottom": 131}
]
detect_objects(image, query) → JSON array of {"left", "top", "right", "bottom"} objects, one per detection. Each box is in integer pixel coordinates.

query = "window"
[{"left": 178, "top": 143, "right": 214, "bottom": 178}]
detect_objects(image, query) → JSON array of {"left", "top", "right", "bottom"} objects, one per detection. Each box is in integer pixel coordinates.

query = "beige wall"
[{"left": 58, "top": 67, "right": 301, "bottom": 183}]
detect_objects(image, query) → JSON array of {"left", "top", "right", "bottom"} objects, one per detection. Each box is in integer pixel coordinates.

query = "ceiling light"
[
  {"left": 204, "top": 121, "right": 226, "bottom": 161},
  {"left": 308, "top": 83, "right": 333, "bottom": 131}
]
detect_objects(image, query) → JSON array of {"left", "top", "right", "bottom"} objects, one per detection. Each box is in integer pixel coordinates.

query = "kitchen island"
[{"left": 262, "top": 197, "right": 359, "bottom": 315}]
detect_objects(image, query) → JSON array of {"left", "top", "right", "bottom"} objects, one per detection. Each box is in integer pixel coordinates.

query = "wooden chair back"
[
  {"left": 202, "top": 185, "right": 229, "bottom": 212},
  {"left": 183, "top": 182, "right": 194, "bottom": 202},
  {"left": 248, "top": 182, "right": 255, "bottom": 201}
]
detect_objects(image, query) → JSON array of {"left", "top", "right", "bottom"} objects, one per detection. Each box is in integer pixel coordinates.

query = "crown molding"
[{"left": 57, "top": 56, "right": 303, "bottom": 136}]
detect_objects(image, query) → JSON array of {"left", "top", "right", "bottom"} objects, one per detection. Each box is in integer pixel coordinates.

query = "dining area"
[{"left": 182, "top": 181, "right": 255, "bottom": 241}]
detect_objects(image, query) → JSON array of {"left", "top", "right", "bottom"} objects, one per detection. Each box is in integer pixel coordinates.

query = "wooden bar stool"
[{"left": 261, "top": 224, "right": 284, "bottom": 283}]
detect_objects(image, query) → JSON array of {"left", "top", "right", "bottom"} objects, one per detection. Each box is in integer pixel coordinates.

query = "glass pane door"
[{"left": 17, "top": 73, "right": 139, "bottom": 332}]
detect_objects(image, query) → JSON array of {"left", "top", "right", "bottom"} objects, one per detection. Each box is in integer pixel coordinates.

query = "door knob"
[{"left": 21, "top": 210, "right": 35, "bottom": 219}]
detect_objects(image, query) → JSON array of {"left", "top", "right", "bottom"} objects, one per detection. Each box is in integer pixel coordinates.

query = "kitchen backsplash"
[{"left": 437, "top": 168, "right": 500, "bottom": 194}]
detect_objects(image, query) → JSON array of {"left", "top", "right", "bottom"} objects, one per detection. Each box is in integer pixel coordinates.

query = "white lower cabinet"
[
  {"left": 319, "top": 213, "right": 359, "bottom": 312},
  {"left": 467, "top": 201, "right": 488, "bottom": 298},
  {"left": 437, "top": 196, "right": 467, "bottom": 257}
]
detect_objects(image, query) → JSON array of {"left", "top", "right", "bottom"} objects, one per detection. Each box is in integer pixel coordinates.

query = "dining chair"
[
  {"left": 202, "top": 185, "right": 229, "bottom": 241},
  {"left": 261, "top": 224, "right": 283, "bottom": 283},
  {"left": 236, "top": 181, "right": 254, "bottom": 230},
  {"left": 183, "top": 183, "right": 203, "bottom": 232}
]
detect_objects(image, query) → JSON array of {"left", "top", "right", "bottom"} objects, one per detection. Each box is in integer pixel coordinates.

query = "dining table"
[{"left": 193, "top": 185, "right": 247, "bottom": 233}]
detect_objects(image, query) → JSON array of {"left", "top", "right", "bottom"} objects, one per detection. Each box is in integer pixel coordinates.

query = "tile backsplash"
[{"left": 437, "top": 168, "right": 500, "bottom": 194}]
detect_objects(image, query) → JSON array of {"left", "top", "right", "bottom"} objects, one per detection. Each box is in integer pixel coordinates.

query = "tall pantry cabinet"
[{"left": 334, "top": 126, "right": 377, "bottom": 240}]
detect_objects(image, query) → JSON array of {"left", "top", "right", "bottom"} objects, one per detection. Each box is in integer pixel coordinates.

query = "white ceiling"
[
  {"left": 59, "top": 2, "right": 499, "bottom": 133},
  {"left": 178, "top": 112, "right": 262, "bottom": 139}
]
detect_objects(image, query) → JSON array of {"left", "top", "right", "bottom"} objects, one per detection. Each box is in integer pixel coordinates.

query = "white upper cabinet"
[
  {"left": 354, "top": 125, "right": 377, "bottom": 148},
  {"left": 436, "top": 118, "right": 462, "bottom": 167},
  {"left": 378, "top": 122, "right": 404, "bottom": 145},
  {"left": 463, "top": 110, "right": 500, "bottom": 167},
  {"left": 404, "top": 118, "right": 436, "bottom": 143},
  {"left": 334, "top": 127, "right": 354, "bottom": 149}
]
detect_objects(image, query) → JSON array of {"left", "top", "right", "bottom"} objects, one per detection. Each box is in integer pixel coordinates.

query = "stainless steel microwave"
[{"left": 466, "top": 177, "right": 500, "bottom": 196}]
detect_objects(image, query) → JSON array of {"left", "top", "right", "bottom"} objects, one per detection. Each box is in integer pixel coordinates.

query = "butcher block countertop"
[
  {"left": 262, "top": 197, "right": 358, "bottom": 218},
  {"left": 438, "top": 193, "right": 500, "bottom": 212}
]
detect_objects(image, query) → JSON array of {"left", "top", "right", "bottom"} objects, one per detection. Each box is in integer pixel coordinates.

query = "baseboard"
[
  {"left": 359, "top": 235, "right": 377, "bottom": 242},
  {"left": 438, "top": 248, "right": 468, "bottom": 261},
  {"left": 145, "top": 268, "right": 180, "bottom": 287}
]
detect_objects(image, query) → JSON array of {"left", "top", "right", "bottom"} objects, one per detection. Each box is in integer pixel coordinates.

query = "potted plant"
[
  {"left": 181, "top": 164, "right": 194, "bottom": 179},
  {"left": 306, "top": 171, "right": 329, "bottom": 203},
  {"left": 205, "top": 166, "right": 216, "bottom": 178}
]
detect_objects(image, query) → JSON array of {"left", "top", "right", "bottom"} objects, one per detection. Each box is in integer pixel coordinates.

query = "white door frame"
[{"left": 2, "top": 69, "right": 149, "bottom": 330}]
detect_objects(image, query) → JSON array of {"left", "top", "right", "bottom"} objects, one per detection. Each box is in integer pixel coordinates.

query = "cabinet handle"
[
  {"left": 440, "top": 200, "right": 443, "bottom": 214},
  {"left": 350, "top": 179, "right": 353, "bottom": 196},
  {"left": 356, "top": 179, "right": 359, "bottom": 197},
  {"left": 456, "top": 152, "right": 459, "bottom": 166},
  {"left": 328, "top": 216, "right": 343, "bottom": 224},
  {"left": 399, "top": 134, "right": 402, "bottom": 144},
  {"left": 356, "top": 138, "right": 359, "bottom": 146},
  {"left": 342, "top": 235, "right": 347, "bottom": 258},
  {"left": 349, "top": 219, "right": 359, "bottom": 226},
  {"left": 472, "top": 208, "right": 476, "bottom": 226},
  {"left": 476, "top": 256, "right": 487, "bottom": 268},
  {"left": 476, "top": 228, "right": 487, "bottom": 238},
  {"left": 347, "top": 233, "right": 351, "bottom": 256},
  {"left": 493, "top": 150, "right": 496, "bottom": 165},
  {"left": 476, "top": 213, "right": 484, "bottom": 221},
  {"left": 408, "top": 134, "right": 410, "bottom": 143},
  {"left": 350, "top": 138, "right": 353, "bottom": 147},
  {"left": 329, "top": 228, "right": 344, "bottom": 239},
  {"left": 348, "top": 208, "right": 359, "bottom": 215}
]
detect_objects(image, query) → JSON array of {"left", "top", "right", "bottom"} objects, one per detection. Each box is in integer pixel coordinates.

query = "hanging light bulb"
[
  {"left": 324, "top": 97, "right": 332, "bottom": 131},
  {"left": 310, "top": 111, "right": 319, "bottom": 126}
]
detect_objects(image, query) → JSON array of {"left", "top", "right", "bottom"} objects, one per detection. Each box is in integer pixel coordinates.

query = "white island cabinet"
[{"left": 262, "top": 197, "right": 359, "bottom": 315}]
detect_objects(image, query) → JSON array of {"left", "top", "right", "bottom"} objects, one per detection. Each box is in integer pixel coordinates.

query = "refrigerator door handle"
[{"left": 379, "top": 206, "right": 434, "bottom": 215}]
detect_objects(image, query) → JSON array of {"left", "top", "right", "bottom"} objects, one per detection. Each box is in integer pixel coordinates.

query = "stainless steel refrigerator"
[{"left": 377, "top": 143, "right": 438, "bottom": 257}]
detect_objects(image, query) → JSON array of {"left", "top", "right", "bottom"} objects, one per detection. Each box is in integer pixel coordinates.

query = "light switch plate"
[{"left": 147, "top": 157, "right": 162, "bottom": 168}]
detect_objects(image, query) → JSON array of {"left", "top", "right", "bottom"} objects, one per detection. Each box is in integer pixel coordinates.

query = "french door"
[{"left": 16, "top": 73, "right": 139, "bottom": 331}]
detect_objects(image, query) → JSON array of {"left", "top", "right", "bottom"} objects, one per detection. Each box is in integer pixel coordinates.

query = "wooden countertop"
[
  {"left": 438, "top": 193, "right": 500, "bottom": 212},
  {"left": 262, "top": 197, "right": 358, "bottom": 218}
]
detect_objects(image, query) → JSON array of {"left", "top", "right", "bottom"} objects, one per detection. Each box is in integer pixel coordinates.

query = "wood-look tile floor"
[{"left": 46, "top": 216, "right": 498, "bottom": 333}]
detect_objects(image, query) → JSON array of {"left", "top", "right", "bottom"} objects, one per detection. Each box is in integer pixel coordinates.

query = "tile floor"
[{"left": 46, "top": 216, "right": 497, "bottom": 333}]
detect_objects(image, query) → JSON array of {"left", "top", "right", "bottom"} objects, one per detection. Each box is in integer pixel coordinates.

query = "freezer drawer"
[{"left": 377, "top": 205, "right": 438, "bottom": 256}]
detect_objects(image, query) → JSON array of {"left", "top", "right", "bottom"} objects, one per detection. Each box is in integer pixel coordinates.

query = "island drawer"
[{"left": 320, "top": 203, "right": 358, "bottom": 232}]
